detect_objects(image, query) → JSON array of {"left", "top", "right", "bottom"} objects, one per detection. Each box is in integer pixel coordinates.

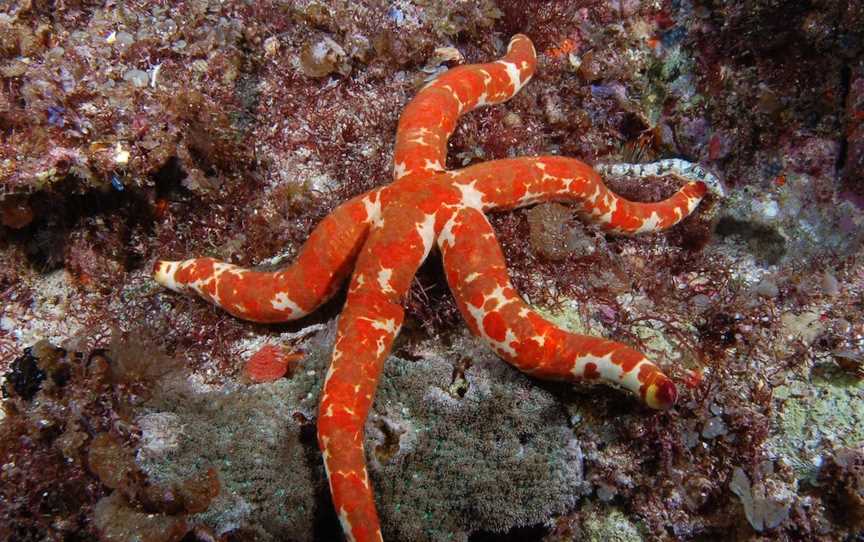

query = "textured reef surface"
[{"left": 1, "top": 1, "right": 863, "bottom": 541}]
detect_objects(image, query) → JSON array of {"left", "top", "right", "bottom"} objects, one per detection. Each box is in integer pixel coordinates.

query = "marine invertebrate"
[
  {"left": 153, "top": 34, "right": 721, "bottom": 541},
  {"left": 243, "top": 343, "right": 303, "bottom": 383}
]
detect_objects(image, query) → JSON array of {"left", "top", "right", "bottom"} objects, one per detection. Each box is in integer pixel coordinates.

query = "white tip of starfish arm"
[
  {"left": 596, "top": 158, "right": 727, "bottom": 197},
  {"left": 153, "top": 260, "right": 184, "bottom": 291}
]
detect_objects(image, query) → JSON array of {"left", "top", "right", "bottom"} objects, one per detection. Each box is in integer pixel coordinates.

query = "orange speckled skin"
[{"left": 153, "top": 35, "right": 709, "bottom": 542}]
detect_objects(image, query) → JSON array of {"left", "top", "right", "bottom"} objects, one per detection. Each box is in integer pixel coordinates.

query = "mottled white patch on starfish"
[
  {"left": 441, "top": 85, "right": 466, "bottom": 113},
  {"left": 497, "top": 59, "right": 525, "bottom": 93},
  {"left": 363, "top": 192, "right": 384, "bottom": 229},
  {"left": 597, "top": 197, "right": 618, "bottom": 225},
  {"left": 321, "top": 437, "right": 331, "bottom": 457},
  {"left": 332, "top": 347, "right": 343, "bottom": 362},
  {"left": 456, "top": 180, "right": 486, "bottom": 209},
  {"left": 376, "top": 267, "right": 394, "bottom": 294},
  {"left": 622, "top": 359, "right": 653, "bottom": 392},
  {"left": 153, "top": 261, "right": 183, "bottom": 291},
  {"left": 416, "top": 213, "right": 437, "bottom": 259},
  {"left": 423, "top": 158, "right": 444, "bottom": 172},
  {"left": 634, "top": 211, "right": 663, "bottom": 234},
  {"left": 587, "top": 184, "right": 602, "bottom": 205},
  {"left": 375, "top": 336, "right": 387, "bottom": 357},
  {"left": 393, "top": 161, "right": 408, "bottom": 179},
  {"left": 271, "top": 291, "right": 304, "bottom": 315},
  {"left": 408, "top": 134, "right": 429, "bottom": 146},
  {"left": 571, "top": 352, "right": 617, "bottom": 380},
  {"left": 464, "top": 304, "right": 517, "bottom": 357},
  {"left": 338, "top": 508, "right": 357, "bottom": 542},
  {"left": 477, "top": 68, "right": 492, "bottom": 86},
  {"left": 485, "top": 284, "right": 516, "bottom": 310},
  {"left": 686, "top": 195, "right": 701, "bottom": 213},
  {"left": 515, "top": 188, "right": 548, "bottom": 208},
  {"left": 369, "top": 317, "right": 398, "bottom": 334},
  {"left": 323, "top": 365, "right": 336, "bottom": 388},
  {"left": 437, "top": 213, "right": 459, "bottom": 249}
]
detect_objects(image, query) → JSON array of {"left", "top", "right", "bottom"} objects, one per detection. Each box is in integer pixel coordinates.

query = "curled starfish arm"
[
  {"left": 152, "top": 189, "right": 383, "bottom": 323},
  {"left": 318, "top": 206, "right": 435, "bottom": 542},
  {"left": 438, "top": 206, "right": 677, "bottom": 409},
  {"left": 450, "top": 156, "right": 708, "bottom": 234},
  {"left": 392, "top": 34, "right": 537, "bottom": 180}
]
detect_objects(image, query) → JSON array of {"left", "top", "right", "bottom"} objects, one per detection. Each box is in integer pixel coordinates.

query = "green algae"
[
  {"left": 583, "top": 506, "right": 644, "bottom": 542},
  {"left": 768, "top": 371, "right": 864, "bottom": 481}
]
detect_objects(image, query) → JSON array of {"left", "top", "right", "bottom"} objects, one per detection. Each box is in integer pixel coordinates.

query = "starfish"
[{"left": 153, "top": 34, "right": 722, "bottom": 542}]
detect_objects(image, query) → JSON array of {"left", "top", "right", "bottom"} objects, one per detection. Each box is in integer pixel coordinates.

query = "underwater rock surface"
[{"left": 137, "top": 327, "right": 585, "bottom": 541}]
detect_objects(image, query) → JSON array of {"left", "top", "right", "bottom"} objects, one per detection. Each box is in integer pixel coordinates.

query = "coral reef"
[{"left": 2, "top": 0, "right": 863, "bottom": 540}]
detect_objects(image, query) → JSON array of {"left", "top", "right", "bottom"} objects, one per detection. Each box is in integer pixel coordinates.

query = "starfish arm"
[
  {"left": 438, "top": 206, "right": 677, "bottom": 409},
  {"left": 448, "top": 156, "right": 708, "bottom": 234},
  {"left": 392, "top": 34, "right": 537, "bottom": 180},
  {"left": 318, "top": 291, "right": 402, "bottom": 542},
  {"left": 152, "top": 188, "right": 384, "bottom": 323},
  {"left": 318, "top": 205, "right": 437, "bottom": 542}
]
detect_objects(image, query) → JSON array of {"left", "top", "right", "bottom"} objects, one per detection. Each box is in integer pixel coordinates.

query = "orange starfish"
[{"left": 154, "top": 34, "right": 721, "bottom": 542}]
